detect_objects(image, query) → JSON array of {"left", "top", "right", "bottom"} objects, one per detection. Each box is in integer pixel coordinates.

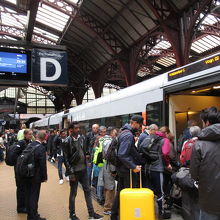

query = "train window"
[{"left": 146, "top": 102, "right": 163, "bottom": 126}]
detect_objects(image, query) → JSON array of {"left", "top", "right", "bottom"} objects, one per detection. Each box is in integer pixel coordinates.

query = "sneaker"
[
  {"left": 50, "top": 157, "right": 55, "bottom": 163},
  {"left": 88, "top": 212, "right": 103, "bottom": 220},
  {"left": 59, "top": 179, "right": 64, "bottom": 184},
  {"left": 65, "top": 176, "right": 69, "bottom": 181},
  {"left": 103, "top": 210, "right": 111, "bottom": 215}
]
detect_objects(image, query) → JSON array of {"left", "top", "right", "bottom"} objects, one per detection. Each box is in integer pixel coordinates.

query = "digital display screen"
[
  {"left": 168, "top": 53, "right": 220, "bottom": 81},
  {"left": 0, "top": 52, "right": 27, "bottom": 73},
  {"left": 0, "top": 48, "right": 31, "bottom": 82}
]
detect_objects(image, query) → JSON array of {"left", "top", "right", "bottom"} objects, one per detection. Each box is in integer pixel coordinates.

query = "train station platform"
[{"left": 0, "top": 161, "right": 183, "bottom": 220}]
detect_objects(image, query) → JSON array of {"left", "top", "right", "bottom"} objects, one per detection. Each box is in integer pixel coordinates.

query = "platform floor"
[{"left": 0, "top": 161, "right": 183, "bottom": 220}]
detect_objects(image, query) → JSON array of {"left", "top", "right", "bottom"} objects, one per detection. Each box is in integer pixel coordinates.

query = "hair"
[
  {"left": 187, "top": 119, "right": 196, "bottom": 127},
  {"left": 23, "top": 129, "right": 31, "bottom": 136},
  {"left": 68, "top": 121, "right": 80, "bottom": 129},
  {"left": 189, "top": 126, "right": 201, "bottom": 137},
  {"left": 167, "top": 132, "right": 175, "bottom": 142},
  {"left": 36, "top": 131, "right": 46, "bottom": 141},
  {"left": 99, "top": 126, "right": 107, "bottom": 132},
  {"left": 21, "top": 124, "right": 26, "bottom": 129},
  {"left": 148, "top": 124, "right": 159, "bottom": 131},
  {"left": 60, "top": 129, "right": 66, "bottom": 134},
  {"left": 32, "top": 130, "right": 38, "bottom": 137},
  {"left": 159, "top": 126, "right": 170, "bottom": 134},
  {"left": 200, "top": 106, "right": 220, "bottom": 125},
  {"left": 106, "top": 126, "right": 116, "bottom": 135}
]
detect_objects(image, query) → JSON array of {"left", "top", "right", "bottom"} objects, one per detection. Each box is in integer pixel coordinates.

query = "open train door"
[
  {"left": 62, "top": 110, "right": 70, "bottom": 129},
  {"left": 163, "top": 53, "right": 220, "bottom": 141}
]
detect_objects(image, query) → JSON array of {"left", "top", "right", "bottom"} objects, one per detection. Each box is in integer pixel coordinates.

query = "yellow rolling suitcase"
[{"left": 120, "top": 170, "right": 155, "bottom": 220}]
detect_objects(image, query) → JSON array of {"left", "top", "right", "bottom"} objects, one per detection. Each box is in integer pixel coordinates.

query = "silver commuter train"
[{"left": 31, "top": 52, "right": 220, "bottom": 138}]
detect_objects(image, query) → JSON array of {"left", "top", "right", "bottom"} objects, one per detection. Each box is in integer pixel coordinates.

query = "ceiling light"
[{"left": 213, "top": 86, "right": 220, "bottom": 89}]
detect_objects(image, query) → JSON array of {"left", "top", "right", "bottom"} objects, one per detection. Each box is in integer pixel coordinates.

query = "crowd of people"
[{"left": 1, "top": 106, "right": 220, "bottom": 220}]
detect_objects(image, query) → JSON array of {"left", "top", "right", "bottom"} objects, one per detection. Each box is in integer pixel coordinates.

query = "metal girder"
[
  {"left": 1, "top": 0, "right": 27, "bottom": 14},
  {"left": 0, "top": 38, "right": 66, "bottom": 50},
  {"left": 182, "top": 0, "right": 213, "bottom": 63},
  {"left": 199, "top": 23, "right": 220, "bottom": 37},
  {"left": 25, "top": 0, "right": 40, "bottom": 41},
  {"left": 0, "top": 24, "right": 25, "bottom": 39},
  {"left": 74, "top": 12, "right": 124, "bottom": 62}
]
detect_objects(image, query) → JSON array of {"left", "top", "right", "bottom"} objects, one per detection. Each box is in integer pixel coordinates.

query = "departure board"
[
  {"left": 0, "top": 52, "right": 27, "bottom": 73},
  {"left": 168, "top": 53, "right": 220, "bottom": 81},
  {"left": 0, "top": 48, "right": 31, "bottom": 82}
]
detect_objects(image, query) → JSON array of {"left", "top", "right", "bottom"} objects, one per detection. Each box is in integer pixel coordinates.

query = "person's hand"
[{"left": 133, "top": 165, "right": 141, "bottom": 173}]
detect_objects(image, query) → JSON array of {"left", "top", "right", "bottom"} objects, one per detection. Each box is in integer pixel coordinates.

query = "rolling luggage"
[{"left": 120, "top": 169, "right": 155, "bottom": 220}]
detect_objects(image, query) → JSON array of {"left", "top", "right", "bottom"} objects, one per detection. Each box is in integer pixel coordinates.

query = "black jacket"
[
  {"left": 29, "top": 141, "right": 47, "bottom": 183},
  {"left": 190, "top": 123, "right": 220, "bottom": 215},
  {"left": 54, "top": 136, "right": 63, "bottom": 155},
  {"left": 63, "top": 135, "right": 86, "bottom": 175},
  {"left": 117, "top": 124, "right": 141, "bottom": 173}
]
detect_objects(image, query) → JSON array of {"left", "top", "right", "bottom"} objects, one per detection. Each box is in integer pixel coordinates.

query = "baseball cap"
[{"left": 131, "top": 115, "right": 144, "bottom": 125}]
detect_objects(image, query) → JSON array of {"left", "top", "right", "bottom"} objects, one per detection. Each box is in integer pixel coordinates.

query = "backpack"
[
  {"left": 105, "top": 137, "right": 119, "bottom": 166},
  {"left": 140, "top": 135, "right": 163, "bottom": 163},
  {"left": 180, "top": 139, "right": 195, "bottom": 167},
  {"left": 93, "top": 137, "right": 111, "bottom": 167},
  {"left": 5, "top": 142, "right": 23, "bottom": 166},
  {"left": 105, "top": 130, "right": 130, "bottom": 166},
  {"left": 16, "top": 143, "right": 40, "bottom": 178}
]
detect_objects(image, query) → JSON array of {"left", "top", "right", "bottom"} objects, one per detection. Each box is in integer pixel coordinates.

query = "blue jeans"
[
  {"left": 97, "top": 185, "right": 104, "bottom": 202},
  {"left": 199, "top": 210, "right": 220, "bottom": 220},
  {"left": 57, "top": 156, "right": 64, "bottom": 180}
]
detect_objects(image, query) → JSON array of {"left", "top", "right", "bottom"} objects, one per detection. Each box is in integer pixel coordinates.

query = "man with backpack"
[
  {"left": 5, "top": 129, "right": 32, "bottom": 213},
  {"left": 63, "top": 122, "right": 103, "bottom": 220},
  {"left": 139, "top": 126, "right": 171, "bottom": 219},
  {"left": 110, "top": 115, "right": 143, "bottom": 220},
  {"left": 180, "top": 126, "right": 201, "bottom": 167},
  {"left": 190, "top": 107, "right": 220, "bottom": 220},
  {"left": 17, "top": 130, "right": 47, "bottom": 220}
]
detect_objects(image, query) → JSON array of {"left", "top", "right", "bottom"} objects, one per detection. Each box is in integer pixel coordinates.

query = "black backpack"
[
  {"left": 16, "top": 143, "right": 40, "bottom": 178},
  {"left": 5, "top": 142, "right": 23, "bottom": 166},
  {"left": 140, "top": 135, "right": 163, "bottom": 163},
  {"left": 105, "top": 137, "right": 120, "bottom": 166},
  {"left": 105, "top": 130, "right": 129, "bottom": 166}
]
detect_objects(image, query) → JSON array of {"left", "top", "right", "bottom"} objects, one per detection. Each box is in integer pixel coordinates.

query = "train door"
[
  {"left": 62, "top": 115, "right": 70, "bottom": 129},
  {"left": 167, "top": 83, "right": 220, "bottom": 140}
]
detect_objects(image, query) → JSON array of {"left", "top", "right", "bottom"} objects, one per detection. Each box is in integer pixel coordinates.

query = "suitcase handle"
[{"left": 130, "top": 168, "right": 142, "bottom": 188}]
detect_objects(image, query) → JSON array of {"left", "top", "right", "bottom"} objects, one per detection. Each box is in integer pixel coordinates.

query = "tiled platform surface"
[{"left": 0, "top": 161, "right": 183, "bottom": 220}]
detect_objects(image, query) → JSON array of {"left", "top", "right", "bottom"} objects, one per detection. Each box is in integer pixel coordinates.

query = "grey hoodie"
[{"left": 190, "top": 123, "right": 220, "bottom": 215}]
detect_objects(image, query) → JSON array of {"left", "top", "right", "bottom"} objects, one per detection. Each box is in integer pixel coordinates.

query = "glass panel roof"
[
  {"left": 156, "top": 57, "right": 176, "bottom": 67},
  {"left": 191, "top": 35, "right": 220, "bottom": 54},
  {"left": 34, "top": 27, "right": 60, "bottom": 42},
  {"left": 36, "top": 3, "right": 70, "bottom": 32},
  {"left": 4, "top": 0, "right": 16, "bottom": 4},
  {"left": 148, "top": 40, "right": 171, "bottom": 56},
  {"left": 0, "top": 6, "right": 27, "bottom": 29}
]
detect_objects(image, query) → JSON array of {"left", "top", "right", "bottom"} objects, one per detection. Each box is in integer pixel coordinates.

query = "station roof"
[{"left": 1, "top": 0, "right": 220, "bottom": 95}]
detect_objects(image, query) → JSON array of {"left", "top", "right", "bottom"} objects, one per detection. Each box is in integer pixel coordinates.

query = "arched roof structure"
[{"left": 1, "top": 0, "right": 220, "bottom": 110}]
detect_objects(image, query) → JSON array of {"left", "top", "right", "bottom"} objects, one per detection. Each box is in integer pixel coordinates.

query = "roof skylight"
[
  {"left": 36, "top": 3, "right": 70, "bottom": 32},
  {"left": 191, "top": 35, "right": 220, "bottom": 54},
  {"left": 34, "top": 27, "right": 60, "bottom": 42},
  {"left": 0, "top": 6, "right": 27, "bottom": 29}
]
